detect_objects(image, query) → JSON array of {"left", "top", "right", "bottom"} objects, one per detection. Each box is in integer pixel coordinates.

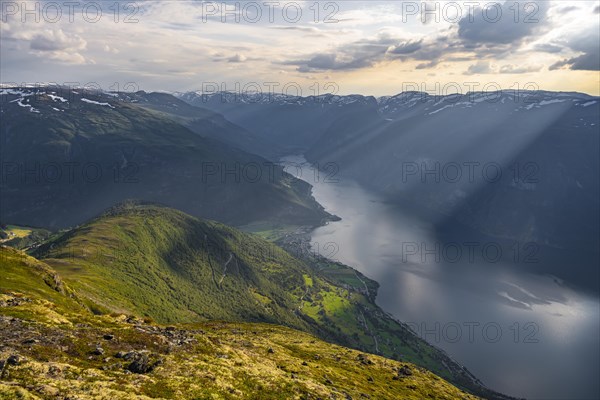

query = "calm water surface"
[{"left": 282, "top": 155, "right": 600, "bottom": 400}]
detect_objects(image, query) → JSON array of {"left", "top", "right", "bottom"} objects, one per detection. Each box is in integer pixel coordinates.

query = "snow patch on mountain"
[{"left": 81, "top": 98, "right": 115, "bottom": 108}]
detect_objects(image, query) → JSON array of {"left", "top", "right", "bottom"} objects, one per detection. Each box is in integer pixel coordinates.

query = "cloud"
[
  {"left": 555, "top": 5, "right": 579, "bottom": 14},
  {"left": 457, "top": 1, "right": 550, "bottom": 46},
  {"left": 388, "top": 40, "right": 422, "bottom": 55},
  {"left": 415, "top": 61, "right": 439, "bottom": 70},
  {"left": 499, "top": 64, "right": 542, "bottom": 74},
  {"left": 103, "top": 45, "right": 120, "bottom": 55},
  {"left": 549, "top": 27, "right": 600, "bottom": 71},
  {"left": 464, "top": 62, "right": 541, "bottom": 75},
  {"left": 29, "top": 29, "right": 86, "bottom": 52},
  {"left": 283, "top": 33, "right": 397, "bottom": 72},
  {"left": 26, "top": 29, "right": 88, "bottom": 64},
  {"left": 284, "top": 32, "right": 453, "bottom": 72},
  {"left": 0, "top": 0, "right": 598, "bottom": 94},
  {"left": 227, "top": 54, "right": 247, "bottom": 63},
  {"left": 551, "top": 53, "right": 599, "bottom": 71},
  {"left": 270, "top": 26, "right": 323, "bottom": 34},
  {"left": 465, "top": 61, "right": 494, "bottom": 75},
  {"left": 533, "top": 43, "right": 563, "bottom": 54}
]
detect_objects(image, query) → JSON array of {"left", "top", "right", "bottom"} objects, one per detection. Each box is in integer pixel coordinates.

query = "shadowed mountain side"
[{"left": 0, "top": 87, "right": 331, "bottom": 229}]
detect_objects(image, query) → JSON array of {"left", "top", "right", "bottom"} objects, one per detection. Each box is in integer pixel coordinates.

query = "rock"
[
  {"left": 22, "top": 338, "right": 39, "bottom": 345},
  {"left": 267, "top": 347, "right": 275, "bottom": 354},
  {"left": 48, "top": 365, "right": 62, "bottom": 376},
  {"left": 127, "top": 354, "right": 151, "bottom": 374},
  {"left": 6, "top": 355, "right": 20, "bottom": 365},
  {"left": 397, "top": 365, "right": 413, "bottom": 377},
  {"left": 103, "top": 334, "right": 114, "bottom": 341},
  {"left": 37, "top": 385, "right": 60, "bottom": 397},
  {"left": 356, "top": 354, "right": 373, "bottom": 365},
  {"left": 92, "top": 347, "right": 105, "bottom": 356},
  {"left": 302, "top": 361, "right": 308, "bottom": 366},
  {"left": 123, "top": 351, "right": 139, "bottom": 360},
  {"left": 126, "top": 352, "right": 162, "bottom": 374},
  {"left": 115, "top": 351, "right": 126, "bottom": 358}
]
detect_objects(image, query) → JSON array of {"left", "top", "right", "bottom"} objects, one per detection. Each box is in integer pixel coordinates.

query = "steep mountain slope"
[
  {"left": 0, "top": 246, "right": 480, "bottom": 400},
  {"left": 0, "top": 86, "right": 330, "bottom": 230},
  {"left": 25, "top": 202, "right": 510, "bottom": 399},
  {"left": 118, "top": 91, "right": 271, "bottom": 156}
]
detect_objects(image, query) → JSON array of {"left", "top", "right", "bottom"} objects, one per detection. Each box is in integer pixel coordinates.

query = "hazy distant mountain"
[
  {"left": 0, "top": 86, "right": 331, "bottom": 229},
  {"left": 176, "top": 91, "right": 380, "bottom": 158}
]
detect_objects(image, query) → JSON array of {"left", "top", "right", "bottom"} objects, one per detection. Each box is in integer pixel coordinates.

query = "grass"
[
  {"left": 0, "top": 203, "right": 500, "bottom": 398},
  {"left": 4, "top": 226, "right": 32, "bottom": 239},
  {"left": 0, "top": 257, "right": 481, "bottom": 400}
]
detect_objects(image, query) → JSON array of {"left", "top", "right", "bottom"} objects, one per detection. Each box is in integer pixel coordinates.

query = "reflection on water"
[{"left": 282, "top": 155, "right": 600, "bottom": 400}]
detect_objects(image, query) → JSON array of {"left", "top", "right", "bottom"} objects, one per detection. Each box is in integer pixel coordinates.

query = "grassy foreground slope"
[{"left": 0, "top": 246, "right": 479, "bottom": 399}]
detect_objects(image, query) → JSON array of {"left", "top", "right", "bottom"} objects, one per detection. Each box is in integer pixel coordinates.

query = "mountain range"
[{"left": 2, "top": 84, "right": 597, "bottom": 399}]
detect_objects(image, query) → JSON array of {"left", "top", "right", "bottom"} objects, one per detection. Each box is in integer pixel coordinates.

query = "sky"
[{"left": 1, "top": 0, "right": 599, "bottom": 96}]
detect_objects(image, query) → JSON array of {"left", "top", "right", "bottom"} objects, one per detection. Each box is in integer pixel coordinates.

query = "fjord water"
[{"left": 282, "top": 156, "right": 600, "bottom": 400}]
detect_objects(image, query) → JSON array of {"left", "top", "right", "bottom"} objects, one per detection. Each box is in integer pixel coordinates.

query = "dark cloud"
[
  {"left": 388, "top": 40, "right": 422, "bottom": 55},
  {"left": 284, "top": 31, "right": 479, "bottom": 73},
  {"left": 282, "top": 34, "right": 404, "bottom": 72},
  {"left": 549, "top": 29, "right": 600, "bottom": 71},
  {"left": 416, "top": 61, "right": 439, "bottom": 70},
  {"left": 551, "top": 52, "right": 599, "bottom": 71},
  {"left": 457, "top": 1, "right": 549, "bottom": 46}
]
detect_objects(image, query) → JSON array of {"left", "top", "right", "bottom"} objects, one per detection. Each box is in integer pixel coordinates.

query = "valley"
[
  {"left": 2, "top": 3, "right": 599, "bottom": 399},
  {"left": 1, "top": 85, "right": 598, "bottom": 400}
]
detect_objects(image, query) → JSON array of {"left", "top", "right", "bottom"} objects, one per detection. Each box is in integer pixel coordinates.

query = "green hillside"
[
  {"left": 22, "top": 202, "right": 506, "bottom": 398},
  {"left": 0, "top": 246, "right": 480, "bottom": 399}
]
